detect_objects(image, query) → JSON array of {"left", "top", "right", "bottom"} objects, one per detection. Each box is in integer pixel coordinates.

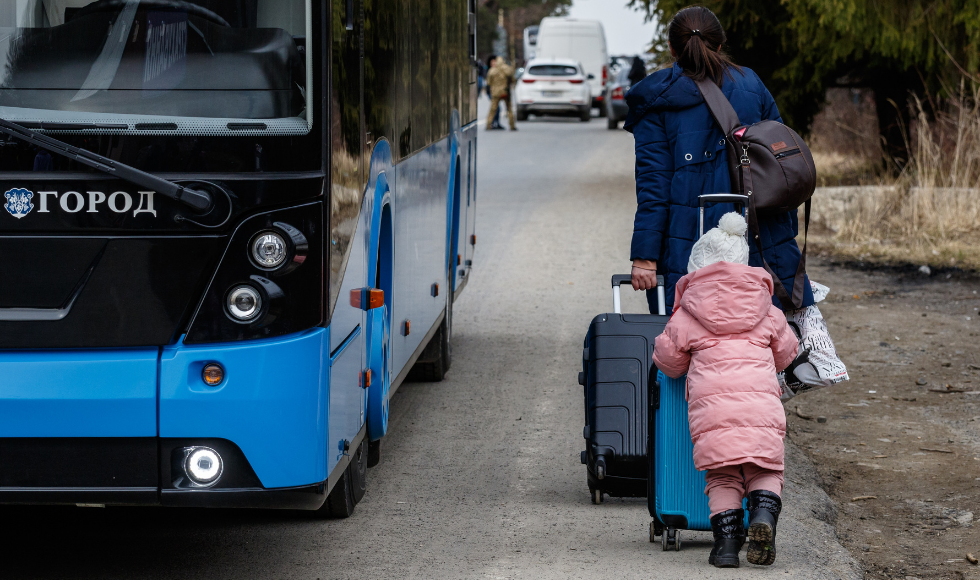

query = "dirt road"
[{"left": 790, "top": 259, "right": 980, "bottom": 580}]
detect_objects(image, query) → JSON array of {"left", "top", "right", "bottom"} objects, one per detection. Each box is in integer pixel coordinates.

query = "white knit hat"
[{"left": 687, "top": 212, "right": 749, "bottom": 273}]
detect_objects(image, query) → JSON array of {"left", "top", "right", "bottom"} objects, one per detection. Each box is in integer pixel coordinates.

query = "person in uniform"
[{"left": 486, "top": 57, "right": 516, "bottom": 131}]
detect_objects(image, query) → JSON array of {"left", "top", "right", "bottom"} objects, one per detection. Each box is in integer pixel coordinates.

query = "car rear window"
[{"left": 528, "top": 65, "right": 578, "bottom": 76}]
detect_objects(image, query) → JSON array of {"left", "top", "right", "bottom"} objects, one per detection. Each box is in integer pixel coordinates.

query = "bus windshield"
[{"left": 0, "top": 0, "right": 312, "bottom": 136}]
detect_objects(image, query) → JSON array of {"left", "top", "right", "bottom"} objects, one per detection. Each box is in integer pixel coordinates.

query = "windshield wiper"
[{"left": 0, "top": 118, "right": 211, "bottom": 211}]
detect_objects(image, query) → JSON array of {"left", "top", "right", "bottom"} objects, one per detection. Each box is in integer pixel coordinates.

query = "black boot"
[
  {"left": 708, "top": 509, "right": 745, "bottom": 568},
  {"left": 746, "top": 490, "right": 782, "bottom": 565}
]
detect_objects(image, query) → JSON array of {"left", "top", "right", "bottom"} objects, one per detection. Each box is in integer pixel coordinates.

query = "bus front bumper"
[
  {"left": 0, "top": 329, "right": 335, "bottom": 509},
  {"left": 0, "top": 436, "right": 330, "bottom": 509}
]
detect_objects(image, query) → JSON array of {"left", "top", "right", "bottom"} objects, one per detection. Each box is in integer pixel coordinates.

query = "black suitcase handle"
[
  {"left": 611, "top": 274, "right": 664, "bottom": 288},
  {"left": 611, "top": 274, "right": 666, "bottom": 316}
]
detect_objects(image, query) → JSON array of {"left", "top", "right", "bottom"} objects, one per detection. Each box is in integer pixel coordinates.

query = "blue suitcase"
[
  {"left": 647, "top": 193, "right": 751, "bottom": 550},
  {"left": 648, "top": 372, "right": 750, "bottom": 550}
]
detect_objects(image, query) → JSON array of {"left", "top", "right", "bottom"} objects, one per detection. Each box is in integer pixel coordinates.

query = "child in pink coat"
[{"left": 653, "top": 212, "right": 798, "bottom": 569}]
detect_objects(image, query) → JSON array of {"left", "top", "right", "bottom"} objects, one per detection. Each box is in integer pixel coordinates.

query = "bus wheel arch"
[{"left": 367, "top": 201, "right": 393, "bottom": 451}]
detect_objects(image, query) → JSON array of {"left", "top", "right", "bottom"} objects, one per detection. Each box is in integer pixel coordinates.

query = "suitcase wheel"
[
  {"left": 662, "top": 528, "right": 680, "bottom": 551},
  {"left": 590, "top": 487, "right": 603, "bottom": 505},
  {"left": 649, "top": 520, "right": 664, "bottom": 542}
]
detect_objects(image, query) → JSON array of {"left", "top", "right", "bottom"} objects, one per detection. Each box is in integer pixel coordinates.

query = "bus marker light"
[
  {"left": 227, "top": 285, "right": 262, "bottom": 322},
  {"left": 361, "top": 370, "right": 372, "bottom": 389},
  {"left": 184, "top": 447, "right": 222, "bottom": 486},
  {"left": 350, "top": 288, "right": 384, "bottom": 310},
  {"left": 431, "top": 283, "right": 439, "bottom": 297},
  {"left": 403, "top": 320, "right": 411, "bottom": 336},
  {"left": 250, "top": 231, "right": 288, "bottom": 269},
  {"left": 202, "top": 363, "right": 224, "bottom": 387},
  {"left": 471, "top": 235, "right": 476, "bottom": 245}
]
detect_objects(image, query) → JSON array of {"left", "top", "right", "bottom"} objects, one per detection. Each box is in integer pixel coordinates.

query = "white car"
[
  {"left": 535, "top": 18, "right": 608, "bottom": 115},
  {"left": 515, "top": 59, "right": 592, "bottom": 122}
]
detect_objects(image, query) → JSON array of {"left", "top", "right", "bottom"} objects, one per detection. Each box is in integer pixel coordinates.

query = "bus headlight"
[
  {"left": 184, "top": 447, "right": 223, "bottom": 486},
  {"left": 250, "top": 231, "right": 288, "bottom": 269},
  {"left": 226, "top": 285, "right": 262, "bottom": 322}
]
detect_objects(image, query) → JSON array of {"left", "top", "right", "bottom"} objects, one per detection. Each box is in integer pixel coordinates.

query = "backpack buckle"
[{"left": 740, "top": 144, "right": 750, "bottom": 166}]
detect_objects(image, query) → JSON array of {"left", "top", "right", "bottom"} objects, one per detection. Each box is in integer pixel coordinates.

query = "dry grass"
[
  {"left": 808, "top": 88, "right": 884, "bottom": 186},
  {"left": 806, "top": 82, "right": 980, "bottom": 271}
]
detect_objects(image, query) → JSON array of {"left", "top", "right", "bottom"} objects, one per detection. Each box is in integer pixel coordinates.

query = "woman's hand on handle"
[{"left": 631, "top": 260, "right": 657, "bottom": 291}]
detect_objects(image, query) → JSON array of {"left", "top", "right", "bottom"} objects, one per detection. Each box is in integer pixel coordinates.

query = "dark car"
[{"left": 604, "top": 67, "right": 632, "bottom": 129}]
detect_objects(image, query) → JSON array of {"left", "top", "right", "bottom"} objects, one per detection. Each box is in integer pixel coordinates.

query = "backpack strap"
[
  {"left": 697, "top": 77, "right": 809, "bottom": 311},
  {"left": 747, "top": 189, "right": 810, "bottom": 311},
  {"left": 694, "top": 78, "right": 741, "bottom": 135}
]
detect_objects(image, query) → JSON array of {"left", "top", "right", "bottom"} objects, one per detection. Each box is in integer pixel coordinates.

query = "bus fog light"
[
  {"left": 184, "top": 447, "right": 222, "bottom": 485},
  {"left": 250, "top": 231, "right": 287, "bottom": 269},
  {"left": 202, "top": 363, "right": 224, "bottom": 386},
  {"left": 226, "top": 285, "right": 261, "bottom": 322}
]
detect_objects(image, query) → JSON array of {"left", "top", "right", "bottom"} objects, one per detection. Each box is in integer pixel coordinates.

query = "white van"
[
  {"left": 523, "top": 25, "right": 539, "bottom": 62},
  {"left": 534, "top": 18, "right": 608, "bottom": 114}
]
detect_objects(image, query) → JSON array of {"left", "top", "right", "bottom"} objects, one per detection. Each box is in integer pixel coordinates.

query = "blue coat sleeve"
[
  {"left": 761, "top": 84, "right": 782, "bottom": 123},
  {"left": 630, "top": 111, "right": 673, "bottom": 261}
]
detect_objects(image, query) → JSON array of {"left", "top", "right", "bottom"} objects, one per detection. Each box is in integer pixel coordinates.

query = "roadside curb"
[{"left": 782, "top": 438, "right": 863, "bottom": 579}]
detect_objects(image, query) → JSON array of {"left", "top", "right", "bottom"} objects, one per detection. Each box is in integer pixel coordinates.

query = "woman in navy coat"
[{"left": 624, "top": 7, "right": 813, "bottom": 314}]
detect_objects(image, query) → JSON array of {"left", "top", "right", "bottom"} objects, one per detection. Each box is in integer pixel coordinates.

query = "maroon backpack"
[{"left": 695, "top": 78, "right": 817, "bottom": 310}]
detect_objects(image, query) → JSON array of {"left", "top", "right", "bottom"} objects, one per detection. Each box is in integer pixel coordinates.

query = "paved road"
[{"left": 0, "top": 107, "right": 860, "bottom": 579}]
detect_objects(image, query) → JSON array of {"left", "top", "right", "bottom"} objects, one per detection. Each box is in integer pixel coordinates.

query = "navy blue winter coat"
[{"left": 624, "top": 63, "right": 814, "bottom": 313}]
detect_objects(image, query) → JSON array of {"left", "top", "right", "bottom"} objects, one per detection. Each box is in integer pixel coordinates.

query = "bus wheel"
[
  {"left": 321, "top": 471, "right": 354, "bottom": 518},
  {"left": 406, "top": 284, "right": 452, "bottom": 381},
  {"left": 441, "top": 284, "right": 453, "bottom": 374},
  {"left": 349, "top": 438, "right": 367, "bottom": 504},
  {"left": 320, "top": 439, "right": 367, "bottom": 517}
]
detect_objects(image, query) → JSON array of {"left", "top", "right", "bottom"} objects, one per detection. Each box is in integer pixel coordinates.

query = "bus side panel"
[
  {"left": 159, "top": 329, "right": 327, "bottom": 489},
  {"left": 327, "top": 198, "right": 367, "bottom": 481},
  {"left": 328, "top": 326, "right": 363, "bottom": 474},
  {"left": 390, "top": 138, "right": 452, "bottom": 375}
]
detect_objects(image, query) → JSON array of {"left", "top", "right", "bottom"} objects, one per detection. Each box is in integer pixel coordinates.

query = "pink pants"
[{"left": 704, "top": 464, "right": 783, "bottom": 517}]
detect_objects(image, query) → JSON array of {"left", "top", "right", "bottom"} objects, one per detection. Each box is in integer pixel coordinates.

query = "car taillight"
[
  {"left": 569, "top": 79, "right": 583, "bottom": 84},
  {"left": 522, "top": 78, "right": 535, "bottom": 83},
  {"left": 612, "top": 87, "right": 624, "bottom": 100}
]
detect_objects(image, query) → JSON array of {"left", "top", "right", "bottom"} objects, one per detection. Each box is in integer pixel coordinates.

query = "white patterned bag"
[{"left": 778, "top": 281, "right": 849, "bottom": 400}]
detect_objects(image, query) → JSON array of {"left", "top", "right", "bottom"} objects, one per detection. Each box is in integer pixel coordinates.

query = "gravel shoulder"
[{"left": 789, "top": 260, "right": 980, "bottom": 580}]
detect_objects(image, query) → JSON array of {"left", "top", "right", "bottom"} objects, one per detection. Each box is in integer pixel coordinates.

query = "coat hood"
[
  {"left": 674, "top": 261, "right": 774, "bottom": 335},
  {"left": 624, "top": 63, "right": 704, "bottom": 132}
]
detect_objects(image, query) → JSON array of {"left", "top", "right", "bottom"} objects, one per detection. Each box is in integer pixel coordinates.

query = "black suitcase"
[{"left": 579, "top": 274, "right": 669, "bottom": 504}]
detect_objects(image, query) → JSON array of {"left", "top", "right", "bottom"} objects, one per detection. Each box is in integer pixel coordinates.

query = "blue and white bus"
[{"left": 0, "top": 0, "right": 479, "bottom": 517}]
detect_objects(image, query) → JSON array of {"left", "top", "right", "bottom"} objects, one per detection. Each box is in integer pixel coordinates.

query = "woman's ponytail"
[{"left": 667, "top": 6, "right": 740, "bottom": 86}]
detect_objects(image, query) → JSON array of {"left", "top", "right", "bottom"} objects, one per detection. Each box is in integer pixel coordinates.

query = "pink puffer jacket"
[{"left": 652, "top": 262, "right": 798, "bottom": 471}]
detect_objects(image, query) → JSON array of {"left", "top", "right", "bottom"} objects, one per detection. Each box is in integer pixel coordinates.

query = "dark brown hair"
[{"left": 667, "top": 6, "right": 740, "bottom": 86}]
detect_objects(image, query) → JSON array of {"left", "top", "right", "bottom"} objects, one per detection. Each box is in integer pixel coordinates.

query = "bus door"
[{"left": 329, "top": 0, "right": 367, "bottom": 467}]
